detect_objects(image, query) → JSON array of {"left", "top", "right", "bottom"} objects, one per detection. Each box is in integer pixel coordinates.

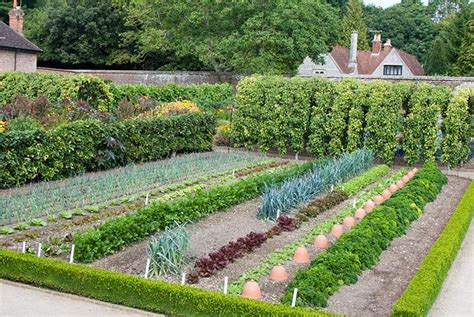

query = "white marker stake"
[
  {"left": 21, "top": 241, "right": 26, "bottom": 253},
  {"left": 37, "top": 243, "right": 42, "bottom": 257},
  {"left": 144, "top": 258, "right": 151, "bottom": 279},
  {"left": 145, "top": 193, "right": 149, "bottom": 206},
  {"left": 291, "top": 288, "right": 298, "bottom": 308},
  {"left": 276, "top": 210, "right": 280, "bottom": 220},
  {"left": 353, "top": 197, "right": 357, "bottom": 208},
  {"left": 232, "top": 170, "right": 235, "bottom": 177},
  {"left": 331, "top": 184, "right": 334, "bottom": 192},
  {"left": 69, "top": 244, "right": 75, "bottom": 264},
  {"left": 181, "top": 272, "right": 186, "bottom": 285},
  {"left": 223, "top": 276, "right": 228, "bottom": 294}
]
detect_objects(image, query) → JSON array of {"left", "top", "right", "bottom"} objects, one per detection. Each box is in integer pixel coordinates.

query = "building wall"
[
  {"left": 372, "top": 49, "right": 413, "bottom": 77},
  {"left": 0, "top": 49, "right": 37, "bottom": 72},
  {"left": 297, "top": 55, "right": 342, "bottom": 76}
]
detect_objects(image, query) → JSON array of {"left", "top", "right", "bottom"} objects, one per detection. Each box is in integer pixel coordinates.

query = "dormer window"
[{"left": 384, "top": 65, "right": 402, "bottom": 76}]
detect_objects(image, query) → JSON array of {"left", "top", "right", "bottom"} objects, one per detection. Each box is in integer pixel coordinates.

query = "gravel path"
[{"left": 325, "top": 176, "right": 470, "bottom": 317}]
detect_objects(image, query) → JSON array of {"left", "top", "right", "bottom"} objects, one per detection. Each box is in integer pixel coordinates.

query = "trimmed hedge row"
[
  {"left": 0, "top": 249, "right": 333, "bottom": 317},
  {"left": 392, "top": 181, "right": 474, "bottom": 316},
  {"left": 0, "top": 72, "right": 234, "bottom": 112},
  {"left": 281, "top": 163, "right": 447, "bottom": 308},
  {"left": 73, "top": 161, "right": 317, "bottom": 262},
  {"left": 0, "top": 112, "right": 215, "bottom": 189},
  {"left": 232, "top": 76, "right": 472, "bottom": 166}
]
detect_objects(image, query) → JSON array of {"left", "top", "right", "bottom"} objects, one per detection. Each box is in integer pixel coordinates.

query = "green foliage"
[
  {"left": 392, "top": 180, "right": 474, "bottom": 316},
  {"left": 442, "top": 88, "right": 472, "bottom": 166},
  {"left": 148, "top": 223, "right": 189, "bottom": 277},
  {"left": 73, "top": 161, "right": 316, "bottom": 262},
  {"left": 336, "top": 164, "right": 390, "bottom": 196},
  {"left": 339, "top": 0, "right": 370, "bottom": 51},
  {"left": 7, "top": 117, "right": 43, "bottom": 132},
  {"left": 0, "top": 249, "right": 334, "bottom": 317},
  {"left": 233, "top": 76, "right": 458, "bottom": 165},
  {"left": 281, "top": 164, "right": 447, "bottom": 308},
  {"left": 0, "top": 113, "right": 215, "bottom": 189}
]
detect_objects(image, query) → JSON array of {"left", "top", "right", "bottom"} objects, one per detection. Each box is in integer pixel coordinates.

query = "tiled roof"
[
  {"left": 330, "top": 45, "right": 424, "bottom": 76},
  {"left": 0, "top": 20, "right": 41, "bottom": 53}
]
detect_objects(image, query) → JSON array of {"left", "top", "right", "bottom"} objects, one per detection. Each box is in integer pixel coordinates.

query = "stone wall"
[
  {"left": 38, "top": 68, "right": 240, "bottom": 86},
  {"left": 0, "top": 49, "right": 37, "bottom": 72}
]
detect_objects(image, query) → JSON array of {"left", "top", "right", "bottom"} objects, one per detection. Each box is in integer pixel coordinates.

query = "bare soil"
[{"left": 324, "top": 175, "right": 470, "bottom": 317}]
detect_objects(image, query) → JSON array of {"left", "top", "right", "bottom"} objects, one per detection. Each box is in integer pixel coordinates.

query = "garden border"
[{"left": 392, "top": 180, "right": 474, "bottom": 316}]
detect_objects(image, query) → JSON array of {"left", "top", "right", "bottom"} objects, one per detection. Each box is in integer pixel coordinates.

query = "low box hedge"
[
  {"left": 392, "top": 180, "right": 474, "bottom": 316},
  {"left": 0, "top": 112, "right": 215, "bottom": 189},
  {"left": 0, "top": 249, "right": 334, "bottom": 316}
]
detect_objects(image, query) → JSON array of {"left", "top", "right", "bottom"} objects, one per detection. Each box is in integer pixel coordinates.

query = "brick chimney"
[
  {"left": 383, "top": 38, "right": 392, "bottom": 51},
  {"left": 372, "top": 33, "right": 381, "bottom": 55},
  {"left": 9, "top": 0, "right": 24, "bottom": 35},
  {"left": 348, "top": 31, "right": 358, "bottom": 74}
]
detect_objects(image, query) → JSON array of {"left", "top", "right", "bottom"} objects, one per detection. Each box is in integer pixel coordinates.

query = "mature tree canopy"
[{"left": 339, "top": 0, "right": 370, "bottom": 51}]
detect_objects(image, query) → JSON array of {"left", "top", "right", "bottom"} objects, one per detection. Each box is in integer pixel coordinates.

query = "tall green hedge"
[
  {"left": 231, "top": 76, "right": 468, "bottom": 165},
  {"left": 0, "top": 249, "right": 332, "bottom": 317},
  {"left": 392, "top": 181, "right": 474, "bottom": 316},
  {"left": 0, "top": 72, "right": 234, "bottom": 112},
  {"left": 0, "top": 113, "right": 215, "bottom": 189}
]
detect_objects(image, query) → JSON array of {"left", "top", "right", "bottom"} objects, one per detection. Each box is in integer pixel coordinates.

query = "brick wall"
[{"left": 0, "top": 49, "right": 37, "bottom": 72}]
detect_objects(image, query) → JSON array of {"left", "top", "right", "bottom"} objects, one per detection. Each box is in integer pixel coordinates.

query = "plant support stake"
[
  {"left": 181, "top": 273, "right": 186, "bottom": 285},
  {"left": 144, "top": 258, "right": 151, "bottom": 279},
  {"left": 291, "top": 288, "right": 298, "bottom": 308},
  {"left": 223, "top": 276, "right": 228, "bottom": 294},
  {"left": 21, "top": 241, "right": 26, "bottom": 253},
  {"left": 69, "top": 244, "right": 75, "bottom": 263},
  {"left": 145, "top": 193, "right": 149, "bottom": 206},
  {"left": 37, "top": 243, "right": 42, "bottom": 257}
]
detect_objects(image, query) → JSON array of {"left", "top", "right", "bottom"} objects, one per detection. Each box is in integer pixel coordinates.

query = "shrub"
[
  {"left": 138, "top": 100, "right": 201, "bottom": 118},
  {"left": 392, "top": 181, "right": 474, "bottom": 316},
  {"left": 0, "top": 249, "right": 332, "bottom": 317},
  {"left": 281, "top": 163, "right": 447, "bottom": 308},
  {"left": 0, "top": 112, "right": 215, "bottom": 189},
  {"left": 6, "top": 117, "right": 43, "bottom": 132}
]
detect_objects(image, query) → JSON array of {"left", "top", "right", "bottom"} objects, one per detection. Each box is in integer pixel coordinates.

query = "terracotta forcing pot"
[
  {"left": 293, "top": 246, "right": 310, "bottom": 264},
  {"left": 402, "top": 175, "right": 410, "bottom": 183},
  {"left": 408, "top": 170, "right": 415, "bottom": 179},
  {"left": 331, "top": 224, "right": 344, "bottom": 238},
  {"left": 382, "top": 189, "right": 392, "bottom": 199},
  {"left": 343, "top": 216, "right": 356, "bottom": 228},
  {"left": 242, "top": 281, "right": 262, "bottom": 299},
  {"left": 364, "top": 200, "right": 375, "bottom": 212},
  {"left": 270, "top": 265, "right": 289, "bottom": 282},
  {"left": 396, "top": 180, "right": 405, "bottom": 188},
  {"left": 373, "top": 194, "right": 384, "bottom": 205},
  {"left": 354, "top": 208, "right": 366, "bottom": 219},
  {"left": 389, "top": 184, "right": 399, "bottom": 193},
  {"left": 313, "top": 234, "right": 329, "bottom": 249},
  {"left": 413, "top": 167, "right": 418, "bottom": 173}
]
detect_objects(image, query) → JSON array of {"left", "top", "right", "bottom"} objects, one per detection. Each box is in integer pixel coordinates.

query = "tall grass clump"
[
  {"left": 147, "top": 223, "right": 190, "bottom": 277},
  {"left": 257, "top": 149, "right": 374, "bottom": 219}
]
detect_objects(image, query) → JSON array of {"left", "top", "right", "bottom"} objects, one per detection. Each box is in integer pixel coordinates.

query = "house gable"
[
  {"left": 372, "top": 49, "right": 414, "bottom": 77},
  {"left": 297, "top": 55, "right": 342, "bottom": 76}
]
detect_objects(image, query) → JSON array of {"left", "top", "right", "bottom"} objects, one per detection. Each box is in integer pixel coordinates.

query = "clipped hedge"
[
  {"left": 0, "top": 72, "right": 234, "bottom": 112},
  {"left": 281, "top": 163, "right": 447, "bottom": 308},
  {"left": 231, "top": 76, "right": 468, "bottom": 165},
  {"left": 392, "top": 181, "right": 474, "bottom": 316},
  {"left": 0, "top": 249, "right": 332, "bottom": 317},
  {"left": 0, "top": 112, "right": 215, "bottom": 189},
  {"left": 73, "top": 161, "right": 317, "bottom": 262}
]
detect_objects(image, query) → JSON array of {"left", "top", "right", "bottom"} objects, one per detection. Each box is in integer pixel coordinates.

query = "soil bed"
[{"left": 325, "top": 175, "right": 470, "bottom": 317}]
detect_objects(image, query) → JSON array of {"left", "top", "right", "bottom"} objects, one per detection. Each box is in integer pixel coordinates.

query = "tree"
[
  {"left": 339, "top": 0, "right": 370, "bottom": 51},
  {"left": 424, "top": 37, "right": 451, "bottom": 74},
  {"left": 453, "top": 6, "right": 474, "bottom": 76},
  {"left": 428, "top": 0, "right": 468, "bottom": 21},
  {"left": 28, "top": 0, "right": 125, "bottom": 66}
]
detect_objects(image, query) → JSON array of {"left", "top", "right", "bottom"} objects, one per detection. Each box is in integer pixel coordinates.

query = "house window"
[
  {"left": 313, "top": 69, "right": 325, "bottom": 75},
  {"left": 383, "top": 65, "right": 402, "bottom": 76}
]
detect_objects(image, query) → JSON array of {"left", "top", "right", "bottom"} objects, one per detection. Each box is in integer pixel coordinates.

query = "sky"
[{"left": 364, "top": 0, "right": 429, "bottom": 8}]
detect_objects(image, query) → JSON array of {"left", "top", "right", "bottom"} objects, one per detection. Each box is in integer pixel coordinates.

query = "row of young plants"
[
  {"left": 1, "top": 153, "right": 272, "bottom": 225},
  {"left": 392, "top": 181, "right": 474, "bottom": 316},
  {"left": 281, "top": 163, "right": 447, "bottom": 308},
  {"left": 232, "top": 76, "right": 472, "bottom": 166},
  {"left": 228, "top": 165, "right": 400, "bottom": 295},
  {"left": 0, "top": 112, "right": 215, "bottom": 189},
  {"left": 258, "top": 149, "right": 373, "bottom": 219},
  {"left": 72, "top": 160, "right": 318, "bottom": 262}
]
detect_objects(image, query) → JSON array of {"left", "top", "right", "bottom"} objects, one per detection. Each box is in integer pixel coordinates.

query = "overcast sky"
[{"left": 364, "top": 0, "right": 429, "bottom": 8}]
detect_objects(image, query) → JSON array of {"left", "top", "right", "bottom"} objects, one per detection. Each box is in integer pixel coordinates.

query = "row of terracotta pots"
[{"left": 242, "top": 168, "right": 418, "bottom": 300}]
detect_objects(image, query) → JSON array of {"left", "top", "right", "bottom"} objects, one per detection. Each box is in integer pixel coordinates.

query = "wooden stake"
[
  {"left": 291, "top": 288, "right": 298, "bottom": 307},
  {"left": 145, "top": 193, "right": 149, "bottom": 205},
  {"left": 144, "top": 258, "right": 151, "bottom": 279},
  {"left": 223, "top": 276, "right": 228, "bottom": 294},
  {"left": 69, "top": 244, "right": 75, "bottom": 263},
  {"left": 181, "top": 272, "right": 186, "bottom": 285},
  {"left": 276, "top": 209, "right": 280, "bottom": 220},
  {"left": 37, "top": 243, "right": 42, "bottom": 257},
  {"left": 21, "top": 241, "right": 26, "bottom": 253}
]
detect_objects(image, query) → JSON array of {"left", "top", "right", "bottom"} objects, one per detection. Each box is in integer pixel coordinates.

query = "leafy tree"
[
  {"left": 453, "top": 6, "right": 474, "bottom": 76},
  {"left": 428, "top": 0, "right": 468, "bottom": 21},
  {"left": 339, "top": 0, "right": 370, "bottom": 51},
  {"left": 425, "top": 37, "right": 451, "bottom": 74}
]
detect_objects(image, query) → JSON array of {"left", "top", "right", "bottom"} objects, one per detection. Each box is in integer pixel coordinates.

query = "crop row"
[{"left": 281, "top": 163, "right": 446, "bottom": 307}]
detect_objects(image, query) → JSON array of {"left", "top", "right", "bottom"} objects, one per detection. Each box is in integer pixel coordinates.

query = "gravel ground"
[{"left": 325, "top": 175, "right": 470, "bottom": 317}]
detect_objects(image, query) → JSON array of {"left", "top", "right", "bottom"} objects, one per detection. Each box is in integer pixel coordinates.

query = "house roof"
[
  {"left": 0, "top": 20, "right": 41, "bottom": 53},
  {"left": 329, "top": 45, "right": 424, "bottom": 76}
]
